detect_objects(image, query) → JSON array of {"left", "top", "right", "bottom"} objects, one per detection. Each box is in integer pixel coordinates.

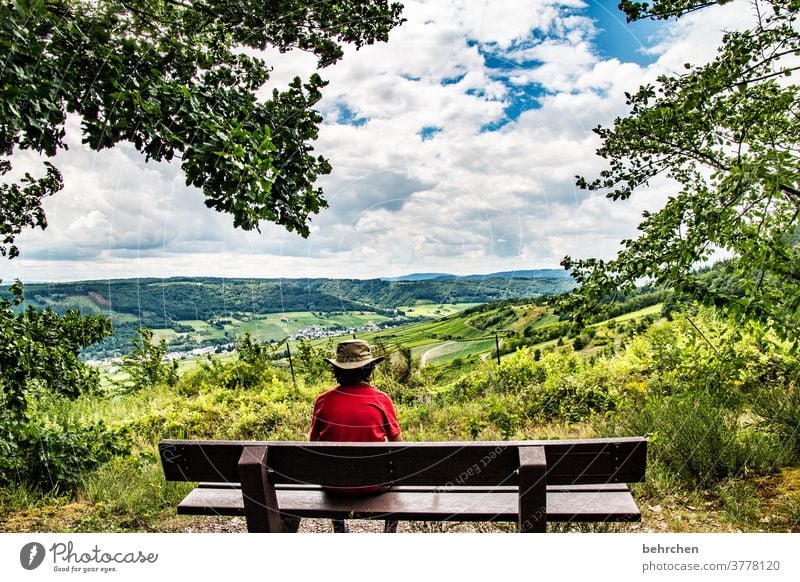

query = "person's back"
[
  {"left": 310, "top": 383, "right": 400, "bottom": 442},
  {"left": 309, "top": 339, "right": 401, "bottom": 532}
]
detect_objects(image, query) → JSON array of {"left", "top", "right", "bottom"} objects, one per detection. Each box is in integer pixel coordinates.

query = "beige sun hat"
[{"left": 326, "top": 339, "right": 385, "bottom": 370}]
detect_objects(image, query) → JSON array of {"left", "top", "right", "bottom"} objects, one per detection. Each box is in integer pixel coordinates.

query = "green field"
[
  {"left": 524, "top": 312, "right": 559, "bottom": 329},
  {"left": 239, "top": 311, "right": 393, "bottom": 342},
  {"left": 608, "top": 303, "right": 662, "bottom": 323},
  {"left": 143, "top": 310, "right": 396, "bottom": 346},
  {"left": 397, "top": 303, "right": 481, "bottom": 318},
  {"left": 24, "top": 294, "right": 144, "bottom": 326},
  {"left": 421, "top": 338, "right": 498, "bottom": 366},
  {"left": 356, "top": 303, "right": 557, "bottom": 365},
  {"left": 359, "top": 317, "right": 499, "bottom": 367}
]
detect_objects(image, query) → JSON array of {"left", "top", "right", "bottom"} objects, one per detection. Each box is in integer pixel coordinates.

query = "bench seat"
[{"left": 177, "top": 482, "right": 641, "bottom": 523}]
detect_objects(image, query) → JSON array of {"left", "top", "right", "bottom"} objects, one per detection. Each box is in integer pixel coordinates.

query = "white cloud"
[{"left": 3, "top": 0, "right": 758, "bottom": 283}]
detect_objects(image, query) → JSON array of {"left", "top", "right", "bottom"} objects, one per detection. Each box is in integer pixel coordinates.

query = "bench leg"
[
  {"left": 238, "top": 445, "right": 283, "bottom": 533},
  {"left": 518, "top": 445, "right": 547, "bottom": 533},
  {"left": 283, "top": 517, "right": 301, "bottom": 533}
]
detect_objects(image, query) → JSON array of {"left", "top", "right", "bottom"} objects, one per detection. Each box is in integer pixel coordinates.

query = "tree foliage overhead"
[
  {"left": 0, "top": 1, "right": 403, "bottom": 489},
  {"left": 0, "top": 0, "right": 404, "bottom": 257},
  {"left": 618, "top": 0, "right": 735, "bottom": 20},
  {"left": 563, "top": 0, "right": 800, "bottom": 343}
]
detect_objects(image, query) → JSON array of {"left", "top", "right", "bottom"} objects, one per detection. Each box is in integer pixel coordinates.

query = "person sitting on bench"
[{"left": 309, "top": 339, "right": 403, "bottom": 533}]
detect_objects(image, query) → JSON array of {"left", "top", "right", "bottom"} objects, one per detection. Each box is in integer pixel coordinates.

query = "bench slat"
[
  {"left": 198, "top": 483, "right": 633, "bottom": 493},
  {"left": 176, "top": 485, "right": 641, "bottom": 523},
  {"left": 160, "top": 438, "right": 647, "bottom": 486}
]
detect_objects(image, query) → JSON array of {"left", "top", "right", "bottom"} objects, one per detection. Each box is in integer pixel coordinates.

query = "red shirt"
[{"left": 309, "top": 384, "right": 401, "bottom": 442}]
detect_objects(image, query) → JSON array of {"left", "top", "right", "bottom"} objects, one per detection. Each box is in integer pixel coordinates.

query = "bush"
[
  {"left": 292, "top": 339, "right": 333, "bottom": 384},
  {"left": 134, "top": 382, "right": 313, "bottom": 440},
  {"left": 485, "top": 396, "right": 522, "bottom": 439},
  {"left": 525, "top": 374, "right": 617, "bottom": 424},
  {"left": 120, "top": 328, "right": 177, "bottom": 391},
  {"left": 219, "top": 360, "right": 280, "bottom": 391},
  {"left": 752, "top": 385, "right": 800, "bottom": 463},
  {"left": 177, "top": 346, "right": 292, "bottom": 393},
  {"left": 434, "top": 349, "right": 621, "bottom": 425},
  {"left": 383, "top": 345, "right": 414, "bottom": 386},
  {"left": 0, "top": 408, "right": 128, "bottom": 491},
  {"left": 605, "top": 391, "right": 787, "bottom": 486}
]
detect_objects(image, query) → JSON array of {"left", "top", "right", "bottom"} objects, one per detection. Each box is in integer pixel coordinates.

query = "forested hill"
[
  {"left": 7, "top": 275, "right": 575, "bottom": 322},
  {"left": 313, "top": 276, "right": 574, "bottom": 309}
]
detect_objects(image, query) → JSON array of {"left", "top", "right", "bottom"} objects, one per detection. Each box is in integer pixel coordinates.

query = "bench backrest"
[{"left": 159, "top": 437, "right": 646, "bottom": 488}]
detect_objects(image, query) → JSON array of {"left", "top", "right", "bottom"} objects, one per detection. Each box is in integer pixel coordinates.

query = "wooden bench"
[{"left": 158, "top": 437, "right": 646, "bottom": 533}]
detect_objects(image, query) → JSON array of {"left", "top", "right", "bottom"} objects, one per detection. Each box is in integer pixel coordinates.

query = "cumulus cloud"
[{"left": 3, "top": 0, "right": 757, "bottom": 282}]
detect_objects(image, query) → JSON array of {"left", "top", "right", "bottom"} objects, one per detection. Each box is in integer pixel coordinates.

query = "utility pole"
[{"left": 286, "top": 342, "right": 296, "bottom": 385}]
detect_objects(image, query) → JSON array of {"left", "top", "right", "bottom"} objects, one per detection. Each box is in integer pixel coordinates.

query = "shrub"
[
  {"left": 134, "top": 382, "right": 313, "bottom": 440},
  {"left": 0, "top": 408, "right": 128, "bottom": 491},
  {"left": 382, "top": 345, "right": 414, "bottom": 386},
  {"left": 485, "top": 396, "right": 522, "bottom": 439},
  {"left": 525, "top": 374, "right": 617, "bottom": 424},
  {"left": 605, "top": 391, "right": 786, "bottom": 486},
  {"left": 495, "top": 349, "right": 548, "bottom": 393},
  {"left": 752, "top": 385, "right": 800, "bottom": 463},
  {"left": 175, "top": 346, "right": 292, "bottom": 393},
  {"left": 120, "top": 328, "right": 177, "bottom": 391},
  {"left": 293, "top": 339, "right": 333, "bottom": 384}
]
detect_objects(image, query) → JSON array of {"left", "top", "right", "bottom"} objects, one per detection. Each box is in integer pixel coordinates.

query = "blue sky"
[
  {"left": 584, "top": 1, "right": 665, "bottom": 65},
  {"left": 5, "top": 0, "right": 753, "bottom": 282}
]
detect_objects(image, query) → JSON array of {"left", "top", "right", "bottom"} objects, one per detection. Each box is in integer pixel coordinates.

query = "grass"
[
  {"left": 150, "top": 328, "right": 177, "bottom": 342},
  {"left": 524, "top": 312, "right": 559, "bottom": 329},
  {"left": 608, "top": 303, "right": 663, "bottom": 323},
  {"left": 397, "top": 303, "right": 481, "bottom": 317},
  {"left": 423, "top": 338, "right": 498, "bottom": 366},
  {"left": 27, "top": 294, "right": 142, "bottom": 324}
]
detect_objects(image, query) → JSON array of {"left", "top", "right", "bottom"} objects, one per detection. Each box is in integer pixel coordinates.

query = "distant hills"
[
  {"left": 382, "top": 269, "right": 572, "bottom": 282},
  {"left": 381, "top": 273, "right": 452, "bottom": 281},
  {"left": 2, "top": 271, "right": 576, "bottom": 359},
  {"left": 3, "top": 271, "right": 575, "bottom": 330}
]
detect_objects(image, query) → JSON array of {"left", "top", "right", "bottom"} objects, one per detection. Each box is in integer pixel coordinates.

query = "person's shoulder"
[
  {"left": 314, "top": 386, "right": 340, "bottom": 401},
  {"left": 370, "top": 386, "right": 395, "bottom": 402}
]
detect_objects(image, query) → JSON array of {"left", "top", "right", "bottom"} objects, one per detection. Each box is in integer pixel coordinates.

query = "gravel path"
[
  {"left": 167, "top": 516, "right": 639, "bottom": 533},
  {"left": 172, "top": 516, "right": 513, "bottom": 533},
  {"left": 419, "top": 341, "right": 456, "bottom": 367}
]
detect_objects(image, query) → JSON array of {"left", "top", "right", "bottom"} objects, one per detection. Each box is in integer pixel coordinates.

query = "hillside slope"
[{"left": 6, "top": 275, "right": 575, "bottom": 323}]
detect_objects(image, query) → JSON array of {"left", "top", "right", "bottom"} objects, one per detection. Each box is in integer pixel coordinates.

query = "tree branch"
[
  {"left": 780, "top": 183, "right": 800, "bottom": 200},
  {"left": 684, "top": 313, "right": 720, "bottom": 355}
]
